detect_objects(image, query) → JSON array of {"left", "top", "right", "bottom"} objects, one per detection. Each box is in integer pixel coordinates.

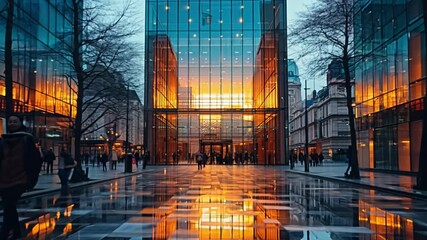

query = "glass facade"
[
  {"left": 144, "top": 0, "right": 288, "bottom": 164},
  {"left": 354, "top": 0, "right": 426, "bottom": 172},
  {"left": 0, "top": 1, "right": 77, "bottom": 143}
]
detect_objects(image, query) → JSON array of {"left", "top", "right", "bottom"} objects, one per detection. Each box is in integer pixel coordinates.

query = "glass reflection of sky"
[{"left": 149, "top": 1, "right": 266, "bottom": 109}]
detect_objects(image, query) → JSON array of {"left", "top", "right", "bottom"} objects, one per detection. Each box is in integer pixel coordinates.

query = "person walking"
[
  {"left": 344, "top": 146, "right": 353, "bottom": 178},
  {"left": 101, "top": 152, "right": 108, "bottom": 171},
  {"left": 196, "top": 151, "right": 203, "bottom": 170},
  {"left": 44, "top": 148, "right": 56, "bottom": 174},
  {"left": 58, "top": 144, "right": 76, "bottom": 196},
  {"left": 134, "top": 151, "right": 140, "bottom": 168},
  {"left": 0, "top": 114, "right": 42, "bottom": 239},
  {"left": 84, "top": 152, "right": 90, "bottom": 166},
  {"left": 143, "top": 150, "right": 150, "bottom": 169},
  {"left": 244, "top": 151, "right": 249, "bottom": 165},
  {"left": 111, "top": 150, "right": 118, "bottom": 170},
  {"left": 318, "top": 152, "right": 324, "bottom": 166},
  {"left": 299, "top": 151, "right": 304, "bottom": 165},
  {"left": 172, "top": 151, "right": 178, "bottom": 165}
]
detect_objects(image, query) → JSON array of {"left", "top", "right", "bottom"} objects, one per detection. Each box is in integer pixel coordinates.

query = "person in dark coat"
[
  {"left": 134, "top": 151, "right": 140, "bottom": 168},
  {"left": 143, "top": 150, "right": 150, "bottom": 169},
  {"left": 58, "top": 144, "right": 76, "bottom": 196},
  {"left": 196, "top": 151, "right": 203, "bottom": 170},
  {"left": 101, "top": 152, "right": 108, "bottom": 171},
  {"left": 344, "top": 146, "right": 353, "bottom": 177},
  {"left": 0, "top": 115, "right": 42, "bottom": 239},
  {"left": 44, "top": 148, "right": 56, "bottom": 174},
  {"left": 299, "top": 152, "right": 304, "bottom": 165}
]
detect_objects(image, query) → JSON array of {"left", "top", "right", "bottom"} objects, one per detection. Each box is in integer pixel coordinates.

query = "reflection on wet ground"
[{"left": 2, "top": 166, "right": 427, "bottom": 239}]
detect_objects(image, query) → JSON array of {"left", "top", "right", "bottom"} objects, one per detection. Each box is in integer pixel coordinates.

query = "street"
[{"left": 3, "top": 165, "right": 427, "bottom": 239}]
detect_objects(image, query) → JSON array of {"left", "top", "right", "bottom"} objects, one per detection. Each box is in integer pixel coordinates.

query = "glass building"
[
  {"left": 0, "top": 1, "right": 77, "bottom": 145},
  {"left": 144, "top": 0, "right": 288, "bottom": 164},
  {"left": 354, "top": 0, "right": 426, "bottom": 173}
]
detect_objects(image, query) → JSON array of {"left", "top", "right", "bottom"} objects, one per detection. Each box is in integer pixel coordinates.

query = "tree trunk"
[
  {"left": 4, "top": 0, "right": 14, "bottom": 119},
  {"left": 416, "top": 3, "right": 427, "bottom": 189},
  {"left": 343, "top": 58, "right": 360, "bottom": 179},
  {"left": 70, "top": 0, "right": 88, "bottom": 182}
]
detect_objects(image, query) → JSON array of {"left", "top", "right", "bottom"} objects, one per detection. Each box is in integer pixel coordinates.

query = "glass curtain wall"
[
  {"left": 354, "top": 0, "right": 426, "bottom": 173},
  {"left": 0, "top": 1, "right": 77, "bottom": 142},
  {"left": 145, "top": 0, "right": 287, "bottom": 165}
]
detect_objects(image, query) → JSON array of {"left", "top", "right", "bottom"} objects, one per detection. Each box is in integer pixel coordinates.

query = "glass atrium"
[{"left": 144, "top": 0, "right": 288, "bottom": 164}]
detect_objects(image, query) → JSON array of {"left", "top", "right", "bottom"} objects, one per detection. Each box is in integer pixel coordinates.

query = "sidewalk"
[
  {"left": 285, "top": 162, "right": 427, "bottom": 200},
  {"left": 23, "top": 162, "right": 144, "bottom": 199}
]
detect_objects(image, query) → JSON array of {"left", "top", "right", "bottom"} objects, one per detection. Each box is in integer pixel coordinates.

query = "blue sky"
[{"left": 287, "top": 0, "right": 326, "bottom": 92}]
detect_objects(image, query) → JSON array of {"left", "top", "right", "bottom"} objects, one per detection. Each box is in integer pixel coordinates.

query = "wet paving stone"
[{"left": 1, "top": 165, "right": 427, "bottom": 239}]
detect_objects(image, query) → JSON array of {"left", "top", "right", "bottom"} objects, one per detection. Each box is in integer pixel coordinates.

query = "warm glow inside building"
[
  {"left": 144, "top": 1, "right": 288, "bottom": 164},
  {"left": 0, "top": 1, "right": 77, "bottom": 144},
  {"left": 354, "top": 0, "right": 426, "bottom": 173}
]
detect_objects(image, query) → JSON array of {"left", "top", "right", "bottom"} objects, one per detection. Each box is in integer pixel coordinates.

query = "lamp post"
[
  {"left": 125, "top": 81, "right": 131, "bottom": 172},
  {"left": 304, "top": 78, "right": 310, "bottom": 172}
]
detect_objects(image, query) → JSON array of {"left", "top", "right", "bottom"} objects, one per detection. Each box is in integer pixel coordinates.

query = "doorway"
[{"left": 200, "top": 140, "right": 232, "bottom": 165}]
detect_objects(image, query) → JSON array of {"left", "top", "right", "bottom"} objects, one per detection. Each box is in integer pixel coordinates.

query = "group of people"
[
  {"left": 289, "top": 150, "right": 325, "bottom": 167},
  {"left": 194, "top": 150, "right": 258, "bottom": 169},
  {"left": 80, "top": 150, "right": 149, "bottom": 171}
]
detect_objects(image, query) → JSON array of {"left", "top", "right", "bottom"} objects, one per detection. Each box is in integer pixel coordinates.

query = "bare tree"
[
  {"left": 80, "top": 68, "right": 128, "bottom": 136},
  {"left": 290, "top": 0, "right": 360, "bottom": 178},
  {"left": 55, "top": 0, "right": 141, "bottom": 182},
  {"left": 416, "top": 3, "right": 427, "bottom": 190}
]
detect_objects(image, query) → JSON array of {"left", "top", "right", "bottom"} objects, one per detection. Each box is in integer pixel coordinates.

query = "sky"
[{"left": 287, "top": 0, "right": 327, "bottom": 93}]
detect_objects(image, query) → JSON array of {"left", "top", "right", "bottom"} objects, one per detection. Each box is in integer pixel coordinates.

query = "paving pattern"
[{"left": 1, "top": 165, "right": 427, "bottom": 239}]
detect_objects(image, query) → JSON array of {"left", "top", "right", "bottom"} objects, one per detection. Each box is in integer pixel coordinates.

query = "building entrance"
[{"left": 201, "top": 140, "right": 232, "bottom": 165}]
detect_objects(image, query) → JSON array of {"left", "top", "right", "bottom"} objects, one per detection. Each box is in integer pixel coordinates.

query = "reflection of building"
[
  {"left": 289, "top": 60, "right": 352, "bottom": 160},
  {"left": 354, "top": 1, "right": 426, "bottom": 173},
  {"left": 0, "top": 1, "right": 78, "bottom": 148},
  {"left": 144, "top": 1, "right": 288, "bottom": 164}
]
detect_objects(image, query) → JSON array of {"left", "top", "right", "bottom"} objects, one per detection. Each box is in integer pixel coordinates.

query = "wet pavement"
[
  {"left": 287, "top": 162, "right": 427, "bottom": 200},
  {"left": 2, "top": 165, "right": 427, "bottom": 239}
]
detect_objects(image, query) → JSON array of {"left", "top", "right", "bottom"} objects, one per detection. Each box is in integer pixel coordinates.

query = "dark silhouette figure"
[
  {"left": 44, "top": 148, "right": 56, "bottom": 174},
  {"left": 172, "top": 151, "right": 178, "bottom": 165},
  {"left": 0, "top": 115, "right": 42, "bottom": 239},
  {"left": 143, "top": 151, "right": 150, "bottom": 169},
  {"left": 134, "top": 151, "right": 140, "bottom": 168},
  {"left": 196, "top": 151, "right": 203, "bottom": 170},
  {"left": 344, "top": 146, "right": 353, "bottom": 177},
  {"left": 84, "top": 152, "right": 90, "bottom": 166},
  {"left": 58, "top": 145, "right": 76, "bottom": 196},
  {"left": 299, "top": 152, "right": 304, "bottom": 165},
  {"left": 101, "top": 153, "right": 108, "bottom": 171}
]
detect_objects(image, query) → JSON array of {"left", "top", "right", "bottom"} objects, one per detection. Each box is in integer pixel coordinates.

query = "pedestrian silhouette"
[{"left": 0, "top": 115, "right": 42, "bottom": 239}]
